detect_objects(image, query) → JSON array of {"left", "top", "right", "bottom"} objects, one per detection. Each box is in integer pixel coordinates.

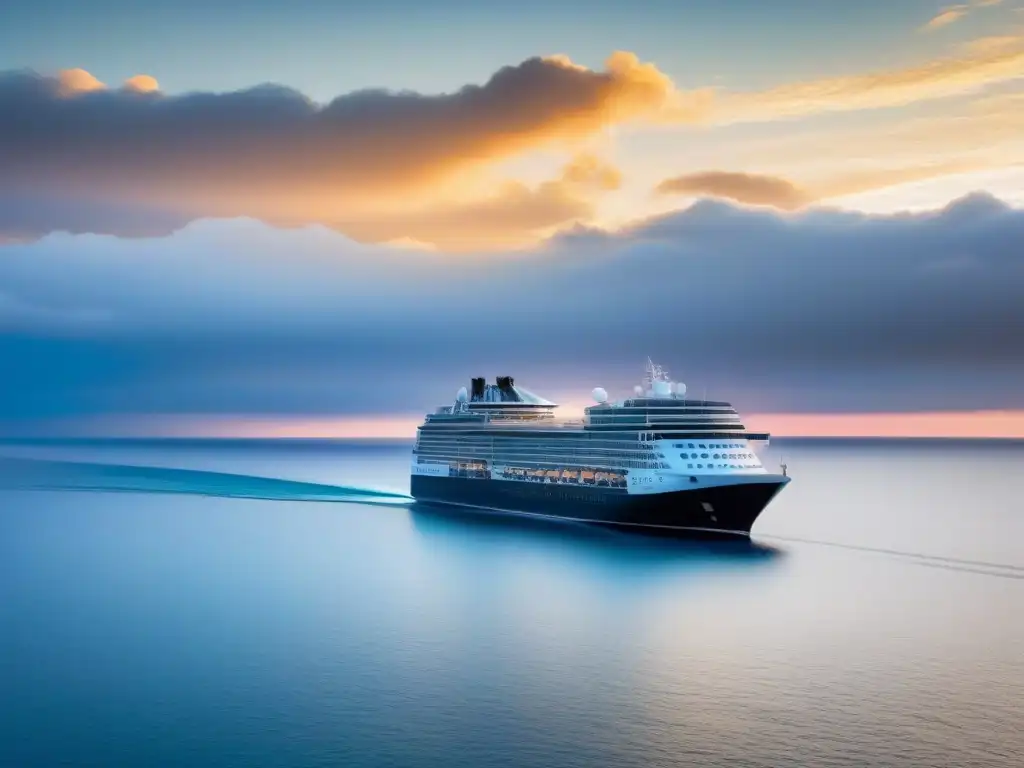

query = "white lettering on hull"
[{"left": 411, "top": 462, "right": 450, "bottom": 477}]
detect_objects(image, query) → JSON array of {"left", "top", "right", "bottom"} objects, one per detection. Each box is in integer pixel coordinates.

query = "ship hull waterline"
[{"left": 410, "top": 475, "right": 788, "bottom": 538}]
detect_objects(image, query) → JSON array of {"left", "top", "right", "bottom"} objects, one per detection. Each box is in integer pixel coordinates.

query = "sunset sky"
[{"left": 1, "top": 0, "right": 1023, "bottom": 437}]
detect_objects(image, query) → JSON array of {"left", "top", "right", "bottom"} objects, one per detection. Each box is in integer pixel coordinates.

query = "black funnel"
[{"left": 470, "top": 377, "right": 486, "bottom": 400}]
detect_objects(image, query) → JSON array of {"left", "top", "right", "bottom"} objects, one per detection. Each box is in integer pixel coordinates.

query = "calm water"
[{"left": 1, "top": 439, "right": 1022, "bottom": 768}]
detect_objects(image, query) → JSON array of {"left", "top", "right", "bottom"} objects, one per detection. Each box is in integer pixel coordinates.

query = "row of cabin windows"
[
  {"left": 417, "top": 441, "right": 645, "bottom": 453},
  {"left": 417, "top": 446, "right": 664, "bottom": 460},
  {"left": 673, "top": 442, "right": 749, "bottom": 450},
  {"left": 416, "top": 450, "right": 668, "bottom": 470},
  {"left": 686, "top": 462, "right": 754, "bottom": 470},
  {"left": 681, "top": 452, "right": 756, "bottom": 461},
  {"left": 417, "top": 444, "right": 663, "bottom": 456}
]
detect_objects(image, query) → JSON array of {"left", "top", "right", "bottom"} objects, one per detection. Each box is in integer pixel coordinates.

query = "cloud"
[
  {"left": 655, "top": 162, "right": 990, "bottom": 210},
  {"left": 921, "top": 0, "right": 1006, "bottom": 32},
  {"left": 656, "top": 172, "right": 810, "bottom": 210},
  {"left": 4, "top": 38, "right": 1024, "bottom": 244},
  {"left": 708, "top": 84, "right": 1024, "bottom": 196},
  {"left": 0, "top": 194, "right": 190, "bottom": 241},
  {"left": 0, "top": 54, "right": 666, "bottom": 239},
  {"left": 922, "top": 5, "right": 971, "bottom": 31},
  {"left": 0, "top": 192, "right": 1021, "bottom": 433},
  {"left": 959, "top": 34, "right": 1024, "bottom": 54},
  {"left": 713, "top": 34, "right": 1024, "bottom": 122},
  {"left": 56, "top": 68, "right": 106, "bottom": 95},
  {"left": 329, "top": 154, "right": 621, "bottom": 250},
  {"left": 123, "top": 74, "right": 160, "bottom": 93}
]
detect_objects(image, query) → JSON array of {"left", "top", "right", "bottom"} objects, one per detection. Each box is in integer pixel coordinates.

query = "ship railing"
[{"left": 481, "top": 418, "right": 586, "bottom": 428}]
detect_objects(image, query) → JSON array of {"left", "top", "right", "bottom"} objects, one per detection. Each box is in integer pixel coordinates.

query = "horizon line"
[{"left": 4, "top": 409, "right": 1024, "bottom": 440}]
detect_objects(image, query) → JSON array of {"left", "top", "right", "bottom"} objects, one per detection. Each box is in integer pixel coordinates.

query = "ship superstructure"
[{"left": 410, "top": 360, "right": 789, "bottom": 536}]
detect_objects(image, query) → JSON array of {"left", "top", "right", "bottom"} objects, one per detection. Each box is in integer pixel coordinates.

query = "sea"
[{"left": 1, "top": 438, "right": 1022, "bottom": 768}]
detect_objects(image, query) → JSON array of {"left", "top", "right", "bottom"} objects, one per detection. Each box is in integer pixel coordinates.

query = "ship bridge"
[
  {"left": 581, "top": 359, "right": 770, "bottom": 441},
  {"left": 584, "top": 399, "right": 769, "bottom": 440}
]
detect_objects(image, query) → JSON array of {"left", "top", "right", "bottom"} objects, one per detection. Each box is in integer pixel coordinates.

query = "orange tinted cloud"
[
  {"left": 123, "top": 74, "right": 159, "bottom": 93},
  {"left": 656, "top": 171, "right": 810, "bottom": 209},
  {"left": 921, "top": 5, "right": 970, "bottom": 31},
  {"left": 327, "top": 154, "right": 621, "bottom": 250},
  {"left": 1, "top": 55, "right": 667, "bottom": 200},
  {"left": 56, "top": 68, "right": 105, "bottom": 95},
  {"left": 922, "top": 1, "right": 1004, "bottom": 32},
  {"left": 654, "top": 162, "right": 985, "bottom": 209},
  {"left": 6, "top": 38, "right": 1024, "bottom": 246},
  {"left": 0, "top": 56, "right": 662, "bottom": 243},
  {"left": 712, "top": 35, "right": 1024, "bottom": 122}
]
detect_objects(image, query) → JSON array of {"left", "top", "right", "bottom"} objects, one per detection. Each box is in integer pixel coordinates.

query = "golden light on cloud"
[
  {"left": 657, "top": 171, "right": 810, "bottom": 209},
  {"left": 922, "top": 0, "right": 1005, "bottom": 32},
  {"left": 8, "top": 36, "right": 1024, "bottom": 246},
  {"left": 655, "top": 161, "right": 990, "bottom": 210},
  {"left": 323, "top": 153, "right": 621, "bottom": 250},
  {"left": 712, "top": 36, "right": 1024, "bottom": 122},
  {"left": 57, "top": 68, "right": 105, "bottom": 95},
  {"left": 922, "top": 4, "right": 970, "bottom": 31},
  {"left": 58, "top": 68, "right": 161, "bottom": 96},
  {"left": 959, "top": 35, "right": 1024, "bottom": 55},
  {"left": 123, "top": 74, "right": 160, "bottom": 93}
]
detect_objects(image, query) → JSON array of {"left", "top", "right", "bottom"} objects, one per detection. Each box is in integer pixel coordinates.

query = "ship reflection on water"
[{"left": 406, "top": 499, "right": 785, "bottom": 570}]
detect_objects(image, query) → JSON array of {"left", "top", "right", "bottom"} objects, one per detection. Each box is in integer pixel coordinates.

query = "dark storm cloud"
[
  {"left": 0, "top": 192, "right": 1022, "bottom": 431},
  {"left": 0, "top": 56, "right": 666, "bottom": 241},
  {"left": 0, "top": 195, "right": 189, "bottom": 241}
]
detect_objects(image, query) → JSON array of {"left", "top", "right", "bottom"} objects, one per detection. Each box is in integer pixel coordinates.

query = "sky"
[{"left": 1, "top": 0, "right": 1023, "bottom": 437}]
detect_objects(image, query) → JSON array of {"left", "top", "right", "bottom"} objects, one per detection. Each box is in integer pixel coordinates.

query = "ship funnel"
[{"left": 470, "top": 377, "right": 485, "bottom": 400}]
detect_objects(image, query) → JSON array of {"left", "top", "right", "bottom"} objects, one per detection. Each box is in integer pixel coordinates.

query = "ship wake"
[{"left": 0, "top": 456, "right": 413, "bottom": 505}]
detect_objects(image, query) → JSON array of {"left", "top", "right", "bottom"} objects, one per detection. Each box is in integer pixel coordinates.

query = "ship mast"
[{"left": 643, "top": 357, "right": 670, "bottom": 396}]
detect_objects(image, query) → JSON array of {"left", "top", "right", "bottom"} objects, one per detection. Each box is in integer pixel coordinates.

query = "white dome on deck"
[{"left": 592, "top": 387, "right": 608, "bottom": 404}]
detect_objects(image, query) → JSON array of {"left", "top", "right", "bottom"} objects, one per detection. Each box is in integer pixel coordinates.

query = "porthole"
[
  {"left": 701, "top": 453, "right": 708, "bottom": 459},
  {"left": 713, "top": 454, "right": 720, "bottom": 459}
]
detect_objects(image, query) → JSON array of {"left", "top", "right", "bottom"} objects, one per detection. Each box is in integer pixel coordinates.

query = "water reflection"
[{"left": 407, "top": 500, "right": 784, "bottom": 571}]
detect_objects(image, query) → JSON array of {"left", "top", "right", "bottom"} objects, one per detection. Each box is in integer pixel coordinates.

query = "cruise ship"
[{"left": 410, "top": 360, "right": 789, "bottom": 537}]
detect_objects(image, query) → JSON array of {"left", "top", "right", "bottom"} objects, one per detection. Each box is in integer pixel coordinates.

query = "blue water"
[{"left": 2, "top": 439, "right": 1022, "bottom": 767}]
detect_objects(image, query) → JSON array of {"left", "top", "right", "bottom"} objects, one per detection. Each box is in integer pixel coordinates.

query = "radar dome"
[
  {"left": 675, "top": 382, "right": 687, "bottom": 397},
  {"left": 633, "top": 385, "right": 644, "bottom": 396},
  {"left": 592, "top": 387, "right": 608, "bottom": 404},
  {"left": 653, "top": 380, "right": 671, "bottom": 396},
  {"left": 456, "top": 386, "right": 468, "bottom": 402}
]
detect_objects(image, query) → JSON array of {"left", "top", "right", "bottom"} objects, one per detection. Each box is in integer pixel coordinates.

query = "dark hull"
[{"left": 410, "top": 476, "right": 786, "bottom": 537}]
